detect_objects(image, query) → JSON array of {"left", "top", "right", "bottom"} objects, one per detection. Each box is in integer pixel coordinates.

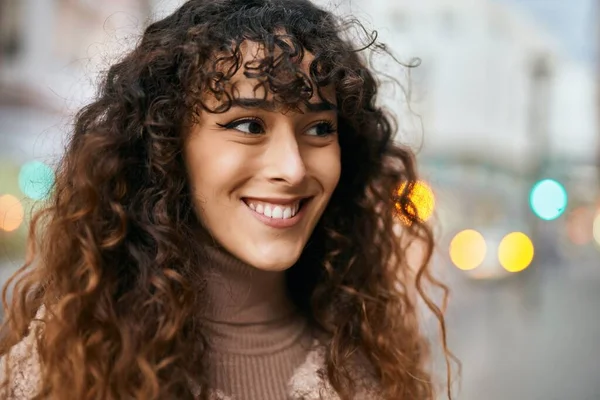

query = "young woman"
[{"left": 0, "top": 0, "right": 452, "bottom": 399}]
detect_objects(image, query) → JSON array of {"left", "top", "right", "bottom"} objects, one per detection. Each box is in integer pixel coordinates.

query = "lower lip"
[{"left": 243, "top": 199, "right": 310, "bottom": 229}]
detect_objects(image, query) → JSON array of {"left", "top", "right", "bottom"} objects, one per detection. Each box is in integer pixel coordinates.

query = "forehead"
[{"left": 202, "top": 38, "right": 336, "bottom": 111}]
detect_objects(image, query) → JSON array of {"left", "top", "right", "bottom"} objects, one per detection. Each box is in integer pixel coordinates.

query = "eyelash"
[{"left": 217, "top": 117, "right": 338, "bottom": 137}]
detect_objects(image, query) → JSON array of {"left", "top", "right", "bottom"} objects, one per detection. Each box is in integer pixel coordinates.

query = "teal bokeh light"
[
  {"left": 529, "top": 179, "right": 567, "bottom": 221},
  {"left": 18, "top": 161, "right": 55, "bottom": 201}
]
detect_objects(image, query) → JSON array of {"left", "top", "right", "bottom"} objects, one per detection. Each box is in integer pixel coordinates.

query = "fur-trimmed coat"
[{"left": 0, "top": 321, "right": 381, "bottom": 399}]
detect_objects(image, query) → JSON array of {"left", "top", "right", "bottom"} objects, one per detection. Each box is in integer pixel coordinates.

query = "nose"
[{"left": 263, "top": 127, "right": 307, "bottom": 186}]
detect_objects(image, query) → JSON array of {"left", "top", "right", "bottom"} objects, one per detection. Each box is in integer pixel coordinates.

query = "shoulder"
[
  {"left": 0, "top": 318, "right": 43, "bottom": 399},
  {"left": 287, "top": 340, "right": 382, "bottom": 400}
]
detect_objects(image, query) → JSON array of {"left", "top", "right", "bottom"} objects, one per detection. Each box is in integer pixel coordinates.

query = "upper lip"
[{"left": 242, "top": 196, "right": 311, "bottom": 205}]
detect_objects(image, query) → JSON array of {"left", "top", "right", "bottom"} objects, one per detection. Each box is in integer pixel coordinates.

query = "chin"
[
  {"left": 246, "top": 254, "right": 301, "bottom": 272},
  {"left": 242, "top": 243, "right": 305, "bottom": 272}
]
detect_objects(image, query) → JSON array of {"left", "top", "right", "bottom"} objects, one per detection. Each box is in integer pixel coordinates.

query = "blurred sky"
[{"left": 494, "top": 0, "right": 598, "bottom": 65}]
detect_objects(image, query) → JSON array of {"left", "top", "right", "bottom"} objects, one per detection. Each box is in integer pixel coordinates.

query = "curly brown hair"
[{"left": 0, "top": 0, "right": 454, "bottom": 398}]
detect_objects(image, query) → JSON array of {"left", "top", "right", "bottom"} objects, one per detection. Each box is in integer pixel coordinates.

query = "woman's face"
[{"left": 184, "top": 42, "right": 341, "bottom": 271}]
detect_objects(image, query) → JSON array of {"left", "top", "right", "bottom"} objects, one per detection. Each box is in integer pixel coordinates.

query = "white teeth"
[
  {"left": 272, "top": 206, "right": 283, "bottom": 218},
  {"left": 283, "top": 207, "right": 292, "bottom": 219},
  {"left": 245, "top": 199, "right": 302, "bottom": 219}
]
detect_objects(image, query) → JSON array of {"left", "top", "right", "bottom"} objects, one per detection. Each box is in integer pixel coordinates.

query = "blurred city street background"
[{"left": 0, "top": 0, "right": 599, "bottom": 399}]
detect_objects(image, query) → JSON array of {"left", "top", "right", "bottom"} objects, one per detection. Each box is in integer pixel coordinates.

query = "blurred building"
[
  {"left": 327, "top": 0, "right": 597, "bottom": 240},
  {"left": 344, "top": 0, "right": 597, "bottom": 171},
  {"left": 0, "top": 0, "right": 151, "bottom": 164},
  {"left": 0, "top": 0, "right": 151, "bottom": 267}
]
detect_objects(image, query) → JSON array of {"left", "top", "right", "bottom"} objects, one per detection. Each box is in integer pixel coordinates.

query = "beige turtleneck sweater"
[
  {"left": 201, "top": 245, "right": 315, "bottom": 400},
  {"left": 0, "top": 248, "right": 382, "bottom": 400}
]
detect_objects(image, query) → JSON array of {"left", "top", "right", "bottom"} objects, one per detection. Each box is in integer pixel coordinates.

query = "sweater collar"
[
  {"left": 200, "top": 243, "right": 296, "bottom": 324},
  {"left": 199, "top": 244, "right": 307, "bottom": 354}
]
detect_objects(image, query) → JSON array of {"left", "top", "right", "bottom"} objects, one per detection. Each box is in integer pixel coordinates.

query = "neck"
[{"left": 201, "top": 244, "right": 296, "bottom": 324}]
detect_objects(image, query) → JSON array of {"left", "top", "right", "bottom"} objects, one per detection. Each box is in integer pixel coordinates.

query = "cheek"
[
  {"left": 184, "top": 137, "right": 251, "bottom": 196},
  {"left": 306, "top": 144, "right": 341, "bottom": 193}
]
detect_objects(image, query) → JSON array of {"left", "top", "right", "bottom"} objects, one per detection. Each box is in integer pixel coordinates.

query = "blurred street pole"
[
  {"left": 529, "top": 55, "right": 552, "bottom": 246},
  {"left": 522, "top": 55, "right": 553, "bottom": 309}
]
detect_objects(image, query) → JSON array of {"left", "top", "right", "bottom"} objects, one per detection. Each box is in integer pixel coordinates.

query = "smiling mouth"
[{"left": 242, "top": 197, "right": 310, "bottom": 220}]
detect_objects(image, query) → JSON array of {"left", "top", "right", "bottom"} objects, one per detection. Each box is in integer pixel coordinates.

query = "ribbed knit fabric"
[{"left": 201, "top": 245, "right": 314, "bottom": 400}]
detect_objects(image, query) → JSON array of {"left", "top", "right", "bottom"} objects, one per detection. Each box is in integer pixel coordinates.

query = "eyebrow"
[{"left": 229, "top": 98, "right": 338, "bottom": 113}]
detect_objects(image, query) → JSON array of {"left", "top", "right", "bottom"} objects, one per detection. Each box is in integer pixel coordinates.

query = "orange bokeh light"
[
  {"left": 0, "top": 194, "right": 25, "bottom": 232},
  {"left": 395, "top": 180, "right": 435, "bottom": 224}
]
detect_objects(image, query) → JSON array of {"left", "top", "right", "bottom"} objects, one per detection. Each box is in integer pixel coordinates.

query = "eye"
[
  {"left": 306, "top": 121, "right": 337, "bottom": 137},
  {"left": 218, "top": 118, "right": 264, "bottom": 134}
]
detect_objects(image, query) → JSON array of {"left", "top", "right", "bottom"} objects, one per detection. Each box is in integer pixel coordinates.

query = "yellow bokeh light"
[
  {"left": 0, "top": 194, "right": 25, "bottom": 232},
  {"left": 449, "top": 229, "right": 487, "bottom": 271},
  {"left": 396, "top": 180, "right": 435, "bottom": 224},
  {"left": 498, "top": 232, "right": 534, "bottom": 273},
  {"left": 593, "top": 212, "right": 600, "bottom": 247}
]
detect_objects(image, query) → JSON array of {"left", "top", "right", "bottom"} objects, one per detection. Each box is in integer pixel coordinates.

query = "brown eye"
[
  {"left": 306, "top": 121, "right": 337, "bottom": 137},
  {"left": 222, "top": 119, "right": 265, "bottom": 134}
]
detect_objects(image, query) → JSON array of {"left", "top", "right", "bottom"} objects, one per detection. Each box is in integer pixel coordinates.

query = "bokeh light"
[
  {"left": 395, "top": 180, "right": 435, "bottom": 224},
  {"left": 18, "top": 160, "right": 55, "bottom": 201},
  {"left": 449, "top": 229, "right": 487, "bottom": 271},
  {"left": 529, "top": 179, "right": 567, "bottom": 221},
  {"left": 498, "top": 232, "right": 534, "bottom": 273},
  {"left": 0, "top": 194, "right": 25, "bottom": 232}
]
